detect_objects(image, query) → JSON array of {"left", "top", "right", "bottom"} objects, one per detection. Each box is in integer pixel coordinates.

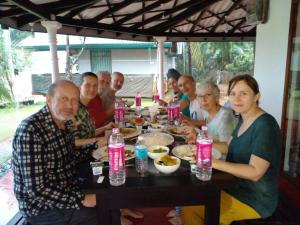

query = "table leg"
[
  {"left": 96, "top": 194, "right": 111, "bottom": 225},
  {"left": 204, "top": 190, "right": 221, "bottom": 225},
  {"left": 111, "top": 209, "right": 121, "bottom": 225}
]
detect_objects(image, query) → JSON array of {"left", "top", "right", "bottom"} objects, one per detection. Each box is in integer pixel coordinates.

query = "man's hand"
[
  {"left": 96, "top": 136, "right": 107, "bottom": 147},
  {"left": 105, "top": 122, "right": 116, "bottom": 130},
  {"left": 183, "top": 125, "right": 197, "bottom": 144},
  {"left": 82, "top": 194, "right": 96, "bottom": 207}
]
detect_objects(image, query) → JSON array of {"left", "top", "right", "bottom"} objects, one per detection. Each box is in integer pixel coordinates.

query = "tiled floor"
[
  {"left": 0, "top": 170, "right": 18, "bottom": 225},
  {"left": 0, "top": 170, "right": 174, "bottom": 225}
]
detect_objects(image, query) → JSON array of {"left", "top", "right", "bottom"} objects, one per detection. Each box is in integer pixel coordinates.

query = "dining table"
[
  {"left": 78, "top": 106, "right": 237, "bottom": 225},
  {"left": 78, "top": 145, "right": 237, "bottom": 225}
]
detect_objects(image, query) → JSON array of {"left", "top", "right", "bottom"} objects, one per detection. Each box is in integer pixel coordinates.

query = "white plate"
[
  {"left": 92, "top": 145, "right": 135, "bottom": 162},
  {"left": 138, "top": 132, "right": 174, "bottom": 147},
  {"left": 120, "top": 127, "right": 142, "bottom": 139},
  {"left": 172, "top": 145, "right": 222, "bottom": 161}
]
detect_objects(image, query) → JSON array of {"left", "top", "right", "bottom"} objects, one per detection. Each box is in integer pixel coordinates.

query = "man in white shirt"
[{"left": 178, "top": 75, "right": 206, "bottom": 127}]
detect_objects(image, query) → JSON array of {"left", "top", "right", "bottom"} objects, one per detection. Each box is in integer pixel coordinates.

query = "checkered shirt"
[{"left": 12, "top": 105, "right": 92, "bottom": 218}]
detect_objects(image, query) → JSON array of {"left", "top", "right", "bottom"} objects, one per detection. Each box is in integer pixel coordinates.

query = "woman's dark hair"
[
  {"left": 228, "top": 74, "right": 260, "bottom": 96},
  {"left": 80, "top": 72, "right": 97, "bottom": 85},
  {"left": 167, "top": 68, "right": 181, "bottom": 81}
]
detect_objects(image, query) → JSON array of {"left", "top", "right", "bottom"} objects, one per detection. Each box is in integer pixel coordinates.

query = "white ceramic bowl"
[
  {"left": 154, "top": 155, "right": 181, "bottom": 174},
  {"left": 147, "top": 145, "right": 169, "bottom": 160}
]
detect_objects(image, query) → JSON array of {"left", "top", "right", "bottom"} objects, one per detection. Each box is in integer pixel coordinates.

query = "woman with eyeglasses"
[
  {"left": 182, "top": 75, "right": 281, "bottom": 225},
  {"left": 184, "top": 81, "right": 237, "bottom": 143}
]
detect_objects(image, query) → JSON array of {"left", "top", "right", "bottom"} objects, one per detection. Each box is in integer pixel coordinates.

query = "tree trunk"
[
  {"left": 65, "top": 35, "right": 72, "bottom": 80},
  {"left": 2, "top": 29, "right": 15, "bottom": 100}
]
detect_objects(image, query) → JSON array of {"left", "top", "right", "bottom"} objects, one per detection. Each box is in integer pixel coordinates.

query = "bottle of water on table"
[
  {"left": 196, "top": 126, "right": 213, "bottom": 181},
  {"left": 109, "top": 128, "right": 126, "bottom": 186},
  {"left": 135, "top": 136, "right": 148, "bottom": 176},
  {"left": 173, "top": 99, "right": 180, "bottom": 125},
  {"left": 114, "top": 98, "right": 125, "bottom": 128},
  {"left": 135, "top": 91, "right": 142, "bottom": 116}
]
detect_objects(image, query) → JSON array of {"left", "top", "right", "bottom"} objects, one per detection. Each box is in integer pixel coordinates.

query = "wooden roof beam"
[
  {"left": 132, "top": 0, "right": 215, "bottom": 29},
  {"left": 150, "top": 0, "right": 219, "bottom": 33},
  {"left": 64, "top": 0, "right": 101, "bottom": 18},
  {"left": 89, "top": 0, "right": 135, "bottom": 23},
  {"left": 229, "top": 18, "right": 246, "bottom": 33},
  {"left": 114, "top": 0, "right": 172, "bottom": 26},
  {"left": 7, "top": 0, "right": 51, "bottom": 20},
  {"left": 190, "top": 10, "right": 205, "bottom": 32},
  {"left": 210, "top": 0, "right": 242, "bottom": 33}
]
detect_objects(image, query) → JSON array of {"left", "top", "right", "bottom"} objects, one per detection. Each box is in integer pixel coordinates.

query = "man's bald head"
[
  {"left": 97, "top": 71, "right": 111, "bottom": 93},
  {"left": 46, "top": 80, "right": 80, "bottom": 122},
  {"left": 111, "top": 72, "right": 124, "bottom": 92}
]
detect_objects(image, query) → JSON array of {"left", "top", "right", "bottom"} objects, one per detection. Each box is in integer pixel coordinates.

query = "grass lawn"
[
  {"left": 0, "top": 98, "right": 155, "bottom": 142},
  {"left": 0, "top": 102, "right": 45, "bottom": 141}
]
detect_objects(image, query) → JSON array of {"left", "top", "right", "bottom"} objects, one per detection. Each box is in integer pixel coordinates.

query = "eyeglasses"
[{"left": 197, "top": 93, "right": 213, "bottom": 98}]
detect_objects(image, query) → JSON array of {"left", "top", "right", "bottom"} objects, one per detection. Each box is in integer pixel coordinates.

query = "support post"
[
  {"left": 154, "top": 36, "right": 166, "bottom": 100},
  {"left": 41, "top": 20, "right": 62, "bottom": 83}
]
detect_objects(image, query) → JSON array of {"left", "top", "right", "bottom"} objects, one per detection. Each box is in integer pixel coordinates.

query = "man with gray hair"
[
  {"left": 97, "top": 70, "right": 111, "bottom": 94},
  {"left": 111, "top": 71, "right": 125, "bottom": 93},
  {"left": 12, "top": 80, "right": 98, "bottom": 225}
]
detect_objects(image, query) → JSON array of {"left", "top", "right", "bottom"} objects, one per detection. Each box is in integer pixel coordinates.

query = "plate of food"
[
  {"left": 130, "top": 117, "right": 145, "bottom": 126},
  {"left": 92, "top": 145, "right": 135, "bottom": 161},
  {"left": 138, "top": 132, "right": 174, "bottom": 147},
  {"left": 148, "top": 123, "right": 164, "bottom": 132},
  {"left": 119, "top": 127, "right": 141, "bottom": 139},
  {"left": 166, "top": 126, "right": 186, "bottom": 137},
  {"left": 172, "top": 145, "right": 222, "bottom": 161}
]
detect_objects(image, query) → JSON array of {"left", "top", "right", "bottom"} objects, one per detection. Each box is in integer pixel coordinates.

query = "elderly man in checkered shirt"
[{"left": 12, "top": 80, "right": 99, "bottom": 225}]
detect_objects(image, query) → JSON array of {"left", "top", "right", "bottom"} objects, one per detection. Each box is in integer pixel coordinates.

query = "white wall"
[
  {"left": 254, "top": 0, "right": 291, "bottom": 126},
  {"left": 111, "top": 49, "right": 172, "bottom": 74},
  {"left": 30, "top": 51, "right": 66, "bottom": 74}
]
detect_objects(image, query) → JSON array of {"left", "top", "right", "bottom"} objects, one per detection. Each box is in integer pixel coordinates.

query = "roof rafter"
[
  {"left": 229, "top": 17, "right": 246, "bottom": 33},
  {"left": 190, "top": 10, "right": 206, "bottom": 32},
  {"left": 132, "top": 0, "right": 214, "bottom": 29},
  {"left": 114, "top": 0, "right": 172, "bottom": 26},
  {"left": 88, "top": 0, "right": 136, "bottom": 23},
  {"left": 210, "top": 0, "right": 242, "bottom": 32},
  {"left": 150, "top": 0, "right": 220, "bottom": 33},
  {"left": 15, "top": 0, "right": 100, "bottom": 27},
  {"left": 7, "top": 0, "right": 51, "bottom": 20},
  {"left": 64, "top": 0, "right": 101, "bottom": 18}
]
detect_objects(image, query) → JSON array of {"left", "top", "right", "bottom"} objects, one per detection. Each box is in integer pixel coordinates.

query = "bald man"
[
  {"left": 12, "top": 80, "right": 98, "bottom": 225},
  {"left": 111, "top": 71, "right": 125, "bottom": 93}
]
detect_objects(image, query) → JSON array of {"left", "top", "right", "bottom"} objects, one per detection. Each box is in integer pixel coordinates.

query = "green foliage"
[
  {"left": 176, "top": 41, "right": 255, "bottom": 82},
  {"left": 0, "top": 27, "right": 31, "bottom": 102}
]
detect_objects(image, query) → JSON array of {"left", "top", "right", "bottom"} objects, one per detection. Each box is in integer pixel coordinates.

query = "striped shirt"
[{"left": 12, "top": 105, "right": 92, "bottom": 218}]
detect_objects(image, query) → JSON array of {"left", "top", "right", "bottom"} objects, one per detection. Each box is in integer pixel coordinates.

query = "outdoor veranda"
[{"left": 0, "top": 0, "right": 300, "bottom": 225}]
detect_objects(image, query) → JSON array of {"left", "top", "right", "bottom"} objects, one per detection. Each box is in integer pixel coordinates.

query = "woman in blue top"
[{"left": 182, "top": 75, "right": 281, "bottom": 225}]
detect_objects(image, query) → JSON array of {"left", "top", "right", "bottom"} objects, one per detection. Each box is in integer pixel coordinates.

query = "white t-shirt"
[{"left": 189, "top": 98, "right": 205, "bottom": 121}]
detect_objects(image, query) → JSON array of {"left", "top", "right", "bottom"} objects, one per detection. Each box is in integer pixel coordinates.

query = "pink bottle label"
[
  {"left": 167, "top": 106, "right": 173, "bottom": 121},
  {"left": 153, "top": 94, "right": 159, "bottom": 101},
  {"left": 109, "top": 145, "right": 125, "bottom": 172},
  {"left": 135, "top": 96, "right": 141, "bottom": 107},
  {"left": 196, "top": 140, "right": 212, "bottom": 167},
  {"left": 114, "top": 107, "right": 125, "bottom": 122},
  {"left": 174, "top": 105, "right": 180, "bottom": 120}
]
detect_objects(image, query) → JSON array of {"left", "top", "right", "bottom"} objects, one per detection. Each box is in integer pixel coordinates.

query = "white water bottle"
[
  {"left": 109, "top": 128, "right": 126, "bottom": 186},
  {"left": 135, "top": 92, "right": 142, "bottom": 115},
  {"left": 114, "top": 99, "right": 125, "bottom": 128},
  {"left": 196, "top": 126, "right": 213, "bottom": 181},
  {"left": 135, "top": 136, "right": 148, "bottom": 176}
]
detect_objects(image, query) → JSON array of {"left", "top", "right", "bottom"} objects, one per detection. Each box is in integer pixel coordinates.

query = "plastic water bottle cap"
[
  {"left": 201, "top": 126, "right": 208, "bottom": 131},
  {"left": 112, "top": 128, "right": 119, "bottom": 134}
]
